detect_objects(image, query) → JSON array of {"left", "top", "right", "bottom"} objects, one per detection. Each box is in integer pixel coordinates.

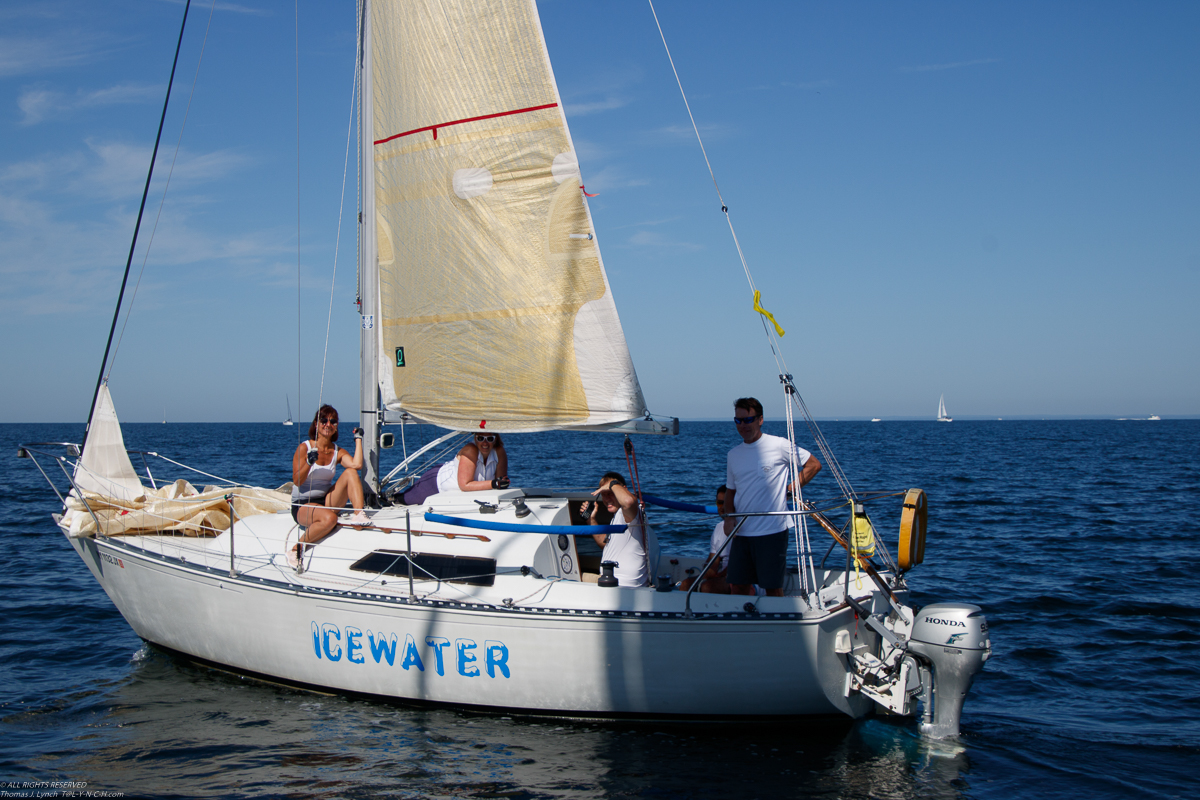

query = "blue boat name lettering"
[
  {"left": 401, "top": 634, "right": 424, "bottom": 671},
  {"left": 426, "top": 636, "right": 450, "bottom": 675},
  {"left": 311, "top": 623, "right": 508, "bottom": 678},
  {"left": 346, "top": 626, "right": 365, "bottom": 664},
  {"left": 456, "top": 639, "right": 478, "bottom": 677}
]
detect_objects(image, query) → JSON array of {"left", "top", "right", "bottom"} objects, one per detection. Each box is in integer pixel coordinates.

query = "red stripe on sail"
[{"left": 374, "top": 102, "right": 559, "bottom": 146}]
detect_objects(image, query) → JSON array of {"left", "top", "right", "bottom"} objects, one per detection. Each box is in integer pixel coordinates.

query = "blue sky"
[{"left": 2, "top": 0, "right": 1197, "bottom": 423}]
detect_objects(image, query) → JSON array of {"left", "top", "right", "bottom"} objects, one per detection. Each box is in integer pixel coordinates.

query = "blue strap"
[
  {"left": 424, "top": 512, "right": 627, "bottom": 535},
  {"left": 641, "top": 494, "right": 719, "bottom": 515}
]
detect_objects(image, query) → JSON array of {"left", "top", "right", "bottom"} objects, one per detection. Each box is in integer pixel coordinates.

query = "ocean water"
[{"left": 2, "top": 419, "right": 1197, "bottom": 799}]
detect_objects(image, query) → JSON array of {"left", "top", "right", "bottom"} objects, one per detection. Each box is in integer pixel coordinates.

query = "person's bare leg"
[
  {"left": 298, "top": 505, "right": 337, "bottom": 545},
  {"left": 341, "top": 469, "right": 364, "bottom": 510},
  {"left": 324, "top": 470, "right": 364, "bottom": 512},
  {"left": 729, "top": 583, "right": 754, "bottom": 596}
]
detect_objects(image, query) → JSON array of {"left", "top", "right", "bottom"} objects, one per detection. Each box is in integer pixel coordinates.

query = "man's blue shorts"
[{"left": 727, "top": 530, "right": 788, "bottom": 590}]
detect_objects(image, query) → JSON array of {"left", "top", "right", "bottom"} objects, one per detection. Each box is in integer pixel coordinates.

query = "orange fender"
[{"left": 898, "top": 488, "right": 928, "bottom": 571}]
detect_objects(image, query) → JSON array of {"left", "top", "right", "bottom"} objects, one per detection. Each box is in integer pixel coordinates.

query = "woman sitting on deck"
[
  {"left": 398, "top": 432, "right": 510, "bottom": 507},
  {"left": 290, "top": 405, "right": 369, "bottom": 565}
]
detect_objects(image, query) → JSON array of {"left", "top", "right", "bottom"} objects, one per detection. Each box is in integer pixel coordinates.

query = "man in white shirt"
[
  {"left": 584, "top": 471, "right": 649, "bottom": 587},
  {"left": 723, "top": 397, "right": 821, "bottom": 597}
]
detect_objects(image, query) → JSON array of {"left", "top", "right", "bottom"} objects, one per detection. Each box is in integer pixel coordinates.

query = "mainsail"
[{"left": 368, "top": 0, "right": 647, "bottom": 433}]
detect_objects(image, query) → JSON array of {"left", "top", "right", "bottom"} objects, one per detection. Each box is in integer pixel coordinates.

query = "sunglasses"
[
  {"left": 733, "top": 415, "right": 760, "bottom": 425},
  {"left": 320, "top": 417, "right": 338, "bottom": 425},
  {"left": 475, "top": 434, "right": 496, "bottom": 442}
]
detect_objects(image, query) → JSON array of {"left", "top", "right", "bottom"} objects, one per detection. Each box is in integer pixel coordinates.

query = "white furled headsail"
[
  {"left": 370, "top": 0, "right": 647, "bottom": 432},
  {"left": 76, "top": 384, "right": 145, "bottom": 503}
]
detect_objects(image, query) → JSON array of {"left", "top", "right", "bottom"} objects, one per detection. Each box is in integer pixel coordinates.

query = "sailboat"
[
  {"left": 283, "top": 396, "right": 294, "bottom": 427},
  {"left": 18, "top": 0, "right": 988, "bottom": 735},
  {"left": 937, "top": 394, "right": 953, "bottom": 422}
]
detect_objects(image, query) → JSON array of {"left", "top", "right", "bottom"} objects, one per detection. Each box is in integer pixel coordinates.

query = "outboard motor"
[{"left": 906, "top": 602, "right": 991, "bottom": 738}]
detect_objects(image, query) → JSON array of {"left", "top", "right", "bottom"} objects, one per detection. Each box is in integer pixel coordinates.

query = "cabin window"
[{"left": 350, "top": 550, "right": 496, "bottom": 587}]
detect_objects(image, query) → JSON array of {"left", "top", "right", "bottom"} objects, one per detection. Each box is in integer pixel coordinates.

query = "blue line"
[
  {"left": 424, "top": 512, "right": 627, "bottom": 535},
  {"left": 642, "top": 494, "right": 719, "bottom": 514}
]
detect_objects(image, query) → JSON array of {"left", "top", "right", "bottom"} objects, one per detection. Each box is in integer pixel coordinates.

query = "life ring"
[{"left": 897, "top": 488, "right": 927, "bottom": 571}]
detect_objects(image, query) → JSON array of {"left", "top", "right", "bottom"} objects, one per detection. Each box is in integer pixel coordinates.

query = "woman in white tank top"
[{"left": 290, "top": 404, "right": 368, "bottom": 565}]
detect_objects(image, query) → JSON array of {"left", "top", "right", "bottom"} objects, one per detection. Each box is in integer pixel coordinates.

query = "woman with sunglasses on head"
[
  {"left": 397, "top": 432, "right": 509, "bottom": 507},
  {"left": 289, "top": 404, "right": 369, "bottom": 565}
]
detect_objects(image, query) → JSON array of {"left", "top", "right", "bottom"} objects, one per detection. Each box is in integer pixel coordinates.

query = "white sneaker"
[{"left": 346, "top": 510, "right": 371, "bottom": 528}]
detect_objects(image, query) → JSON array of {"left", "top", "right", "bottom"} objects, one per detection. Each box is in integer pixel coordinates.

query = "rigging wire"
[
  {"left": 355, "top": 0, "right": 366, "bottom": 313},
  {"left": 295, "top": 0, "right": 302, "bottom": 436},
  {"left": 108, "top": 0, "right": 218, "bottom": 380},
  {"left": 646, "top": 0, "right": 788, "bottom": 380},
  {"left": 647, "top": 1, "right": 865, "bottom": 510},
  {"left": 317, "top": 35, "right": 360, "bottom": 409},
  {"left": 82, "top": 0, "right": 192, "bottom": 456},
  {"left": 646, "top": 1, "right": 901, "bottom": 578}
]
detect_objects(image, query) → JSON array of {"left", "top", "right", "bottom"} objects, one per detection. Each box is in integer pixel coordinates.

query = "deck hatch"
[{"left": 350, "top": 550, "right": 496, "bottom": 587}]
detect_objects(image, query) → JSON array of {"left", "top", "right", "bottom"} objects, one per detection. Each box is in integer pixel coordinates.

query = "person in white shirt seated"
[
  {"left": 579, "top": 471, "right": 649, "bottom": 588},
  {"left": 398, "top": 432, "right": 510, "bottom": 506},
  {"left": 681, "top": 485, "right": 733, "bottom": 594}
]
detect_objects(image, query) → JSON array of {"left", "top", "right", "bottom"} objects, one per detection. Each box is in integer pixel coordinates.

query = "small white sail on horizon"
[
  {"left": 937, "top": 394, "right": 952, "bottom": 422},
  {"left": 283, "top": 395, "right": 294, "bottom": 426}
]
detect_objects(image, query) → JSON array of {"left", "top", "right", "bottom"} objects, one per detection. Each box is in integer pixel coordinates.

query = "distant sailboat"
[
  {"left": 937, "top": 394, "right": 952, "bottom": 422},
  {"left": 871, "top": 418, "right": 882, "bottom": 422},
  {"left": 283, "top": 396, "right": 294, "bottom": 426}
]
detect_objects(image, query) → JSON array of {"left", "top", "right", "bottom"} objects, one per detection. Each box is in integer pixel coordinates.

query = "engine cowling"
[{"left": 906, "top": 602, "right": 991, "bottom": 738}]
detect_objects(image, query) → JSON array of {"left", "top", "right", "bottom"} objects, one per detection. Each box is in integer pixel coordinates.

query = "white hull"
[{"left": 60, "top": 497, "right": 882, "bottom": 719}]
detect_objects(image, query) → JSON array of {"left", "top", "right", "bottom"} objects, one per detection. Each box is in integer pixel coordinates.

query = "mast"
[{"left": 358, "top": 0, "right": 381, "bottom": 493}]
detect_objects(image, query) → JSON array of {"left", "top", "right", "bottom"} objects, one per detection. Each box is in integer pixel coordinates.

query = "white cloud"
[
  {"left": 899, "top": 58, "right": 1000, "bottom": 73},
  {"left": 626, "top": 230, "right": 703, "bottom": 251},
  {"left": 564, "top": 96, "right": 629, "bottom": 117},
  {"left": 0, "top": 139, "right": 271, "bottom": 316},
  {"left": 19, "top": 82, "right": 162, "bottom": 125},
  {"left": 0, "top": 32, "right": 114, "bottom": 77},
  {"left": 641, "top": 122, "right": 731, "bottom": 146},
  {"left": 576, "top": 165, "right": 649, "bottom": 194},
  {"left": 153, "top": 0, "right": 272, "bottom": 16},
  {"left": 63, "top": 140, "right": 252, "bottom": 201},
  {"left": 611, "top": 216, "right": 683, "bottom": 231},
  {"left": 782, "top": 79, "right": 834, "bottom": 91},
  {"left": 81, "top": 82, "right": 163, "bottom": 107}
]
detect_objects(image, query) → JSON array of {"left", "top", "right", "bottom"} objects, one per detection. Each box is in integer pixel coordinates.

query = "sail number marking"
[{"left": 311, "top": 621, "right": 509, "bottom": 679}]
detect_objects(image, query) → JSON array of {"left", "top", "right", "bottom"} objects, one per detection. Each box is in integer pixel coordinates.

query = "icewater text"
[{"left": 311, "top": 622, "right": 510, "bottom": 678}]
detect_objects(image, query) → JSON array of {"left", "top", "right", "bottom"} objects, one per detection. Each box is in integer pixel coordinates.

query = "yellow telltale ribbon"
[{"left": 753, "top": 291, "right": 785, "bottom": 337}]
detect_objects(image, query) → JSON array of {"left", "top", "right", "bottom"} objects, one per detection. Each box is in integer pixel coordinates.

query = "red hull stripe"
[{"left": 374, "top": 102, "right": 559, "bottom": 146}]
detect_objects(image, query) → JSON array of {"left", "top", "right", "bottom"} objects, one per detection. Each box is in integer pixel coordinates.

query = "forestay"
[{"left": 369, "top": 0, "right": 647, "bottom": 433}]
